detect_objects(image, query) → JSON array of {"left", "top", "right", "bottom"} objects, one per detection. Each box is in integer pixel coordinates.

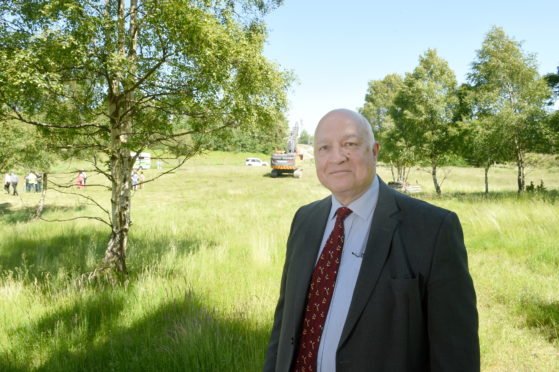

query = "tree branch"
[
  {"left": 92, "top": 155, "right": 113, "bottom": 181},
  {"left": 122, "top": 53, "right": 170, "bottom": 98},
  {"left": 49, "top": 187, "right": 112, "bottom": 219},
  {"left": 142, "top": 118, "right": 239, "bottom": 147},
  {"left": 48, "top": 177, "right": 111, "bottom": 191},
  {"left": 7, "top": 105, "right": 109, "bottom": 131},
  {"left": 40, "top": 215, "right": 112, "bottom": 227}
]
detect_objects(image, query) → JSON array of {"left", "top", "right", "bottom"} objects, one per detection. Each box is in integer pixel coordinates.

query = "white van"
[
  {"left": 131, "top": 152, "right": 151, "bottom": 169},
  {"left": 245, "top": 158, "right": 268, "bottom": 167}
]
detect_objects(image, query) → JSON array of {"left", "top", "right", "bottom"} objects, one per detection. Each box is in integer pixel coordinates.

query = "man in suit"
[{"left": 264, "top": 109, "right": 479, "bottom": 372}]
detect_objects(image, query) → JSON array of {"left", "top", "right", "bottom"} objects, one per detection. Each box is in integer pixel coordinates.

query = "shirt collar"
[{"left": 329, "top": 175, "right": 379, "bottom": 221}]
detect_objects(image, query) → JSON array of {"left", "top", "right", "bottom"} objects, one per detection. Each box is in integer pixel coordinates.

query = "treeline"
[
  {"left": 205, "top": 117, "right": 289, "bottom": 154},
  {"left": 360, "top": 26, "right": 559, "bottom": 194}
]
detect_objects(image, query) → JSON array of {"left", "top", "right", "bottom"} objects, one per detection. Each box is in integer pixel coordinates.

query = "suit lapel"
[{"left": 339, "top": 179, "right": 401, "bottom": 346}]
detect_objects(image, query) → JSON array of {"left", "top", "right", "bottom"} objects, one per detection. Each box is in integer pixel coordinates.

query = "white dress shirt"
[{"left": 316, "top": 175, "right": 380, "bottom": 372}]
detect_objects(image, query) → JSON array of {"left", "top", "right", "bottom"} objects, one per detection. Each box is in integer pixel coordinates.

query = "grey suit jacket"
[{"left": 264, "top": 178, "right": 479, "bottom": 372}]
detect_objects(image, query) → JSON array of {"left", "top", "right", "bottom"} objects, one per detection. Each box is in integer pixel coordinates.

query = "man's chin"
[{"left": 327, "top": 184, "right": 354, "bottom": 198}]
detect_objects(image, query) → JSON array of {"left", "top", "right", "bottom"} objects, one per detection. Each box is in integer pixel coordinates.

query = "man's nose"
[{"left": 329, "top": 146, "right": 348, "bottom": 163}]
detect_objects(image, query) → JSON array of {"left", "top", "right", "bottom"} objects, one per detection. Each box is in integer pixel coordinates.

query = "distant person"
[
  {"left": 76, "top": 171, "right": 84, "bottom": 189},
  {"left": 24, "top": 172, "right": 29, "bottom": 192},
  {"left": 10, "top": 173, "right": 19, "bottom": 196},
  {"left": 264, "top": 109, "right": 479, "bottom": 372},
  {"left": 81, "top": 170, "right": 87, "bottom": 186},
  {"left": 139, "top": 170, "right": 145, "bottom": 189},
  {"left": 4, "top": 173, "right": 10, "bottom": 194},
  {"left": 131, "top": 170, "right": 139, "bottom": 191},
  {"left": 26, "top": 171, "right": 37, "bottom": 192},
  {"left": 156, "top": 160, "right": 163, "bottom": 169},
  {"left": 36, "top": 172, "right": 42, "bottom": 192}
]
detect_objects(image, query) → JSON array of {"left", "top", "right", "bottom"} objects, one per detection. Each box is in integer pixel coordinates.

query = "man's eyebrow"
[
  {"left": 315, "top": 133, "right": 361, "bottom": 144},
  {"left": 341, "top": 134, "right": 361, "bottom": 141}
]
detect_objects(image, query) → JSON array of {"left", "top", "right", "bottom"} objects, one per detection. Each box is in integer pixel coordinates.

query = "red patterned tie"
[{"left": 292, "top": 207, "right": 353, "bottom": 372}]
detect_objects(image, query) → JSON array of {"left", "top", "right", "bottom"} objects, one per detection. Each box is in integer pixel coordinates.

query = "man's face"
[{"left": 314, "top": 112, "right": 379, "bottom": 205}]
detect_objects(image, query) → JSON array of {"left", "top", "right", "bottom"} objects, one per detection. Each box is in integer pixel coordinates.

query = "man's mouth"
[{"left": 329, "top": 170, "right": 351, "bottom": 175}]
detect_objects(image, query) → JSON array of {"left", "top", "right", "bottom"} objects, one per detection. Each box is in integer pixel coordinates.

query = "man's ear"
[{"left": 372, "top": 142, "right": 380, "bottom": 157}]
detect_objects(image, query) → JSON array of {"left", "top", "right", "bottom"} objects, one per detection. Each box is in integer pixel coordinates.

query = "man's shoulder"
[
  {"left": 291, "top": 196, "right": 331, "bottom": 225},
  {"left": 297, "top": 195, "right": 330, "bottom": 212}
]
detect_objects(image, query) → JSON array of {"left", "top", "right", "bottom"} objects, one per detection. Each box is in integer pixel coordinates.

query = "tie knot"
[{"left": 336, "top": 207, "right": 352, "bottom": 221}]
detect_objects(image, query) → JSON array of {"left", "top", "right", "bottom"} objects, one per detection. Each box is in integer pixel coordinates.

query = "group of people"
[
  {"left": 25, "top": 171, "right": 43, "bottom": 193},
  {"left": 3, "top": 172, "right": 20, "bottom": 196},
  {"left": 131, "top": 169, "right": 145, "bottom": 191},
  {"left": 6, "top": 168, "right": 148, "bottom": 195},
  {"left": 4, "top": 171, "right": 44, "bottom": 196}
]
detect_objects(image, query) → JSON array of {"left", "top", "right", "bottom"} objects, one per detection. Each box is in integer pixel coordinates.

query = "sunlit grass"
[{"left": 0, "top": 153, "right": 558, "bottom": 371}]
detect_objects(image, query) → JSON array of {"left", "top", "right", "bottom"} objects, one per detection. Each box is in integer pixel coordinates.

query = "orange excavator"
[{"left": 270, "top": 122, "right": 302, "bottom": 178}]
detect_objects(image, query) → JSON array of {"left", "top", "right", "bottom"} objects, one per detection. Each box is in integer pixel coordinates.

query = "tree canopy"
[
  {"left": 298, "top": 128, "right": 312, "bottom": 145},
  {"left": 467, "top": 26, "right": 551, "bottom": 192},
  {"left": 392, "top": 49, "right": 459, "bottom": 194},
  {"left": 360, "top": 73, "right": 414, "bottom": 182},
  {"left": 0, "top": 121, "right": 55, "bottom": 174},
  {"left": 544, "top": 67, "right": 559, "bottom": 101}
]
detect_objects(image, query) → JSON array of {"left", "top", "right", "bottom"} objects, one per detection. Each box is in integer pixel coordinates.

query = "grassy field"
[{"left": 1, "top": 152, "right": 558, "bottom": 371}]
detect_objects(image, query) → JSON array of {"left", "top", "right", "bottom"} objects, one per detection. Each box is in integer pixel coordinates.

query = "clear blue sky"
[{"left": 262, "top": 0, "right": 559, "bottom": 134}]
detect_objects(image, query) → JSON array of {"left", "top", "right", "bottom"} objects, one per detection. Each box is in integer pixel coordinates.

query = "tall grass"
[{"left": 1, "top": 154, "right": 558, "bottom": 371}]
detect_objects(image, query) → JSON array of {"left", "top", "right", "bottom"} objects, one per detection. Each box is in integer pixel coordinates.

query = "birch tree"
[
  {"left": 392, "top": 49, "right": 459, "bottom": 194},
  {"left": 0, "top": 0, "right": 289, "bottom": 275},
  {"left": 467, "top": 26, "right": 551, "bottom": 192}
]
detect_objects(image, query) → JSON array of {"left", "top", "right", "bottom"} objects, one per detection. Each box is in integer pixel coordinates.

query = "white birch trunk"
[{"left": 101, "top": 0, "right": 138, "bottom": 274}]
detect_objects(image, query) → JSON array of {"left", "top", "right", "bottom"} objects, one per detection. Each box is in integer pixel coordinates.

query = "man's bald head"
[{"left": 315, "top": 109, "right": 375, "bottom": 147}]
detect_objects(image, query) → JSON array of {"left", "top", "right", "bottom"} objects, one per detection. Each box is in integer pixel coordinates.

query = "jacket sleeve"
[
  {"left": 263, "top": 208, "right": 301, "bottom": 372},
  {"left": 427, "top": 212, "right": 480, "bottom": 372}
]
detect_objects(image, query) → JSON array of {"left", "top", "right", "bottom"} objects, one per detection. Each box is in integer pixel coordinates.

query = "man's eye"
[
  {"left": 319, "top": 145, "right": 328, "bottom": 151},
  {"left": 345, "top": 142, "right": 357, "bottom": 147}
]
